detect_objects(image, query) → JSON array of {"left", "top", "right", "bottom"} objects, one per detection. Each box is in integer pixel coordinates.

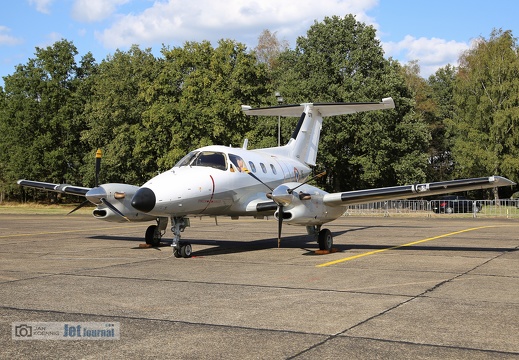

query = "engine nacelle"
[
  {"left": 91, "top": 183, "right": 156, "bottom": 223},
  {"left": 273, "top": 183, "right": 344, "bottom": 226}
]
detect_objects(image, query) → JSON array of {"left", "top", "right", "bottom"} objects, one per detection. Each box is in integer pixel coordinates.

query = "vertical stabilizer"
[
  {"left": 241, "top": 98, "right": 394, "bottom": 165},
  {"left": 286, "top": 104, "right": 322, "bottom": 166}
]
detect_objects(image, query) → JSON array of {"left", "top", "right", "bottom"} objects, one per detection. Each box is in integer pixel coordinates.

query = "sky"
[{"left": 1, "top": 0, "right": 518, "bottom": 88}]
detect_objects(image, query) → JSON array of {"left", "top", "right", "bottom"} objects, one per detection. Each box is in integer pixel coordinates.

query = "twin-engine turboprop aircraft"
[{"left": 18, "top": 97, "right": 515, "bottom": 258}]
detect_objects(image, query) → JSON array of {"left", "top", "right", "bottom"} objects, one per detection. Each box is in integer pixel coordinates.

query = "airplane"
[{"left": 18, "top": 97, "right": 515, "bottom": 258}]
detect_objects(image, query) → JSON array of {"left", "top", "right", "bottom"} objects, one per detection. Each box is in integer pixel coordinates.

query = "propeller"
[
  {"left": 288, "top": 170, "right": 326, "bottom": 194},
  {"left": 68, "top": 149, "right": 103, "bottom": 215},
  {"left": 246, "top": 169, "right": 326, "bottom": 248},
  {"left": 245, "top": 169, "right": 273, "bottom": 192},
  {"left": 68, "top": 149, "right": 129, "bottom": 221},
  {"left": 95, "top": 148, "right": 101, "bottom": 187}
]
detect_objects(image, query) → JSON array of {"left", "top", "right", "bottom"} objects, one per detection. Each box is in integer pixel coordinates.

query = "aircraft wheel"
[
  {"left": 318, "top": 229, "right": 333, "bottom": 251},
  {"left": 181, "top": 243, "right": 192, "bottom": 258},
  {"left": 173, "top": 248, "right": 182, "bottom": 258},
  {"left": 145, "top": 225, "right": 160, "bottom": 246}
]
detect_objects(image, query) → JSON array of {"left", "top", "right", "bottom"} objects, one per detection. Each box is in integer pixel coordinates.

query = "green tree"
[
  {"left": 402, "top": 60, "right": 457, "bottom": 182},
  {"left": 254, "top": 29, "right": 289, "bottom": 71},
  {"left": 80, "top": 45, "right": 159, "bottom": 185},
  {"left": 448, "top": 29, "right": 519, "bottom": 198},
  {"left": 143, "top": 39, "right": 270, "bottom": 171},
  {"left": 426, "top": 64, "right": 457, "bottom": 181},
  {"left": 272, "top": 15, "right": 428, "bottom": 191},
  {"left": 0, "top": 40, "right": 96, "bottom": 201}
]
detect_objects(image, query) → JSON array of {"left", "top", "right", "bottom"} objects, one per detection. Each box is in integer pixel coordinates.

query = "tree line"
[{"left": 1, "top": 15, "right": 518, "bottom": 203}]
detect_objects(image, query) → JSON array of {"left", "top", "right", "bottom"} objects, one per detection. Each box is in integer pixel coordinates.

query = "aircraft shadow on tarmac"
[{"left": 89, "top": 227, "right": 518, "bottom": 257}]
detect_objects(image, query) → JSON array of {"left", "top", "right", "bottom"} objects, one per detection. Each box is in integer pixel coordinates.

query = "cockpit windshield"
[
  {"left": 174, "top": 151, "right": 227, "bottom": 171},
  {"left": 174, "top": 151, "right": 198, "bottom": 167}
]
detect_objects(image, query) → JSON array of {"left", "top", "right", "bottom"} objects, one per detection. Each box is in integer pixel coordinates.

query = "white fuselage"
[{"left": 139, "top": 145, "right": 312, "bottom": 217}]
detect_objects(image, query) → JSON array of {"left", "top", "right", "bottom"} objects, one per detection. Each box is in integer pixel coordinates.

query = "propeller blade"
[
  {"left": 67, "top": 199, "right": 90, "bottom": 215},
  {"left": 101, "top": 198, "right": 130, "bottom": 222},
  {"left": 289, "top": 170, "right": 327, "bottom": 193},
  {"left": 277, "top": 205, "right": 283, "bottom": 248},
  {"left": 245, "top": 170, "right": 274, "bottom": 191},
  {"left": 95, "top": 149, "right": 102, "bottom": 187}
]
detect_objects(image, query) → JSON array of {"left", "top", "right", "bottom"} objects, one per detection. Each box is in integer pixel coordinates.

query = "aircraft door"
[{"left": 273, "top": 158, "right": 292, "bottom": 181}]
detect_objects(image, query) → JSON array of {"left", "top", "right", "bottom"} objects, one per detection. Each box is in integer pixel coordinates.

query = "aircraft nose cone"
[{"left": 131, "top": 187, "right": 156, "bottom": 213}]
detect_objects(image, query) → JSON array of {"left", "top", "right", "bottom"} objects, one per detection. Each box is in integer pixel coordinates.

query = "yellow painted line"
[
  {"left": 316, "top": 225, "right": 499, "bottom": 268},
  {"left": 0, "top": 224, "right": 147, "bottom": 239}
]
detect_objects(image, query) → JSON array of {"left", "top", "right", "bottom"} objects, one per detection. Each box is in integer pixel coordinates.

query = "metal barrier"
[{"left": 344, "top": 200, "right": 519, "bottom": 218}]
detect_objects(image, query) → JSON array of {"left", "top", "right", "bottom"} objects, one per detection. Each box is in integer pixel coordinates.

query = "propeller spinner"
[{"left": 247, "top": 170, "right": 326, "bottom": 248}]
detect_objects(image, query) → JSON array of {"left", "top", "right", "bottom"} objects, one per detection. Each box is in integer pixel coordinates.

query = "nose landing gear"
[{"left": 171, "top": 216, "right": 192, "bottom": 258}]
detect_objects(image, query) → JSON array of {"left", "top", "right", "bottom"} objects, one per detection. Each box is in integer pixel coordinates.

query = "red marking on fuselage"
[{"left": 199, "top": 175, "right": 216, "bottom": 214}]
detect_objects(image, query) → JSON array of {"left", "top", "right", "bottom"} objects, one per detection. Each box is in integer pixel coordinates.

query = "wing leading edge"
[
  {"left": 323, "top": 176, "right": 515, "bottom": 207},
  {"left": 17, "top": 180, "right": 91, "bottom": 196}
]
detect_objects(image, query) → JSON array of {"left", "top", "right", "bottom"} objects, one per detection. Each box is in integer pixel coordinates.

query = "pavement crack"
[{"left": 289, "top": 249, "right": 516, "bottom": 359}]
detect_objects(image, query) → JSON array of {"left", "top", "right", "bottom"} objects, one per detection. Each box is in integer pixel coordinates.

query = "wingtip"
[
  {"left": 490, "top": 175, "right": 516, "bottom": 186},
  {"left": 382, "top": 97, "right": 395, "bottom": 109}
]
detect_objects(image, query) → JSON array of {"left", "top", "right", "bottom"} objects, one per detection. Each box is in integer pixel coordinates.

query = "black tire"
[
  {"left": 181, "top": 243, "right": 192, "bottom": 258},
  {"left": 145, "top": 225, "right": 160, "bottom": 246},
  {"left": 173, "top": 248, "right": 182, "bottom": 258},
  {"left": 318, "top": 229, "right": 333, "bottom": 251}
]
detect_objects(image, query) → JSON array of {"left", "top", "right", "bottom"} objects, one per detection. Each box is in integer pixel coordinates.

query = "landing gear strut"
[
  {"left": 145, "top": 217, "right": 168, "bottom": 246},
  {"left": 307, "top": 225, "right": 334, "bottom": 251},
  {"left": 170, "top": 216, "right": 192, "bottom": 258}
]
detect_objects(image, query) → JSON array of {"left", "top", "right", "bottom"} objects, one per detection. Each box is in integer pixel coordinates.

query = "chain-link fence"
[{"left": 344, "top": 199, "right": 519, "bottom": 218}]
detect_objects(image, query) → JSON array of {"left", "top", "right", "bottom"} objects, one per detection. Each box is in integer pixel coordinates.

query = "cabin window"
[
  {"left": 270, "top": 164, "right": 277, "bottom": 175},
  {"left": 260, "top": 163, "right": 267, "bottom": 173},
  {"left": 175, "top": 151, "right": 227, "bottom": 171},
  {"left": 229, "top": 154, "right": 247, "bottom": 172},
  {"left": 248, "top": 161, "right": 257, "bottom": 173}
]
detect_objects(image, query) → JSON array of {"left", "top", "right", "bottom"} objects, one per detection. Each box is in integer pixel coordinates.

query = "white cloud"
[
  {"left": 0, "top": 26, "right": 23, "bottom": 46},
  {"left": 28, "top": 0, "right": 54, "bottom": 14},
  {"left": 382, "top": 35, "right": 470, "bottom": 77},
  {"left": 95, "top": 0, "right": 380, "bottom": 49},
  {"left": 72, "top": 0, "right": 130, "bottom": 23},
  {"left": 91, "top": 0, "right": 472, "bottom": 79}
]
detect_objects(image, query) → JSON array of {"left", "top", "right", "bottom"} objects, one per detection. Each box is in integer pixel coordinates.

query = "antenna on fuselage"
[{"left": 242, "top": 138, "right": 248, "bottom": 150}]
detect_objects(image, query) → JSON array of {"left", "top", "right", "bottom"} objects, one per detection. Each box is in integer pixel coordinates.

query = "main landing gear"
[
  {"left": 170, "top": 216, "right": 192, "bottom": 258},
  {"left": 307, "top": 225, "right": 334, "bottom": 251}
]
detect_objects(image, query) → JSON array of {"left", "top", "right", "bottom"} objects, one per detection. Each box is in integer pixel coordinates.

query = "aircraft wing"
[
  {"left": 323, "top": 176, "right": 515, "bottom": 207},
  {"left": 241, "top": 97, "right": 395, "bottom": 117},
  {"left": 17, "top": 180, "right": 91, "bottom": 196}
]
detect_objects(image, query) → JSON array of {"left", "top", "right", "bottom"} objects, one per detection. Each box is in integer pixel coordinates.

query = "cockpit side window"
[{"left": 229, "top": 154, "right": 247, "bottom": 172}]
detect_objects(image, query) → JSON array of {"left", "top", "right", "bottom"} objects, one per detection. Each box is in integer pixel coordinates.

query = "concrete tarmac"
[{"left": 1, "top": 213, "right": 518, "bottom": 359}]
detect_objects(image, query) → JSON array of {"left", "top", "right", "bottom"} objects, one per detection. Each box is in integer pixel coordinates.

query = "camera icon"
[{"left": 15, "top": 324, "right": 33, "bottom": 337}]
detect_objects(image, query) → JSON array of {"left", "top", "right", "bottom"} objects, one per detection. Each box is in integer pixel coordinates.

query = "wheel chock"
[
  {"left": 314, "top": 248, "right": 339, "bottom": 255},
  {"left": 138, "top": 243, "right": 168, "bottom": 248}
]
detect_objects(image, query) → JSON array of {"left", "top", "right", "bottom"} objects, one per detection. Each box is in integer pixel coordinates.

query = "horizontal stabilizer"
[{"left": 242, "top": 97, "right": 394, "bottom": 117}]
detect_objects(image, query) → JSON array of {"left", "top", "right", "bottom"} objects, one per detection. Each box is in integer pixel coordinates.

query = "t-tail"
[{"left": 242, "top": 97, "right": 395, "bottom": 166}]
